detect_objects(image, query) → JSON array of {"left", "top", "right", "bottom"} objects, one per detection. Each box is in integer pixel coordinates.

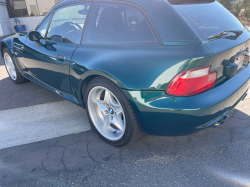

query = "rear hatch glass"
[
  {"left": 173, "top": 1, "right": 249, "bottom": 82},
  {"left": 174, "top": 1, "right": 244, "bottom": 40}
]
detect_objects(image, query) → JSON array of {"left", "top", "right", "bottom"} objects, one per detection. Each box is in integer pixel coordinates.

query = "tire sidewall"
[
  {"left": 3, "top": 48, "right": 20, "bottom": 84},
  {"left": 84, "top": 77, "right": 135, "bottom": 147}
]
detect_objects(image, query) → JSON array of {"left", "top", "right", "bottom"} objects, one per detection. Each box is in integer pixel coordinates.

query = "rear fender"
[{"left": 70, "top": 63, "right": 127, "bottom": 105}]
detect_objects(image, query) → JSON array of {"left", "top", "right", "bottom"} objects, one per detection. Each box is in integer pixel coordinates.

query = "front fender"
[
  {"left": 0, "top": 37, "right": 14, "bottom": 57},
  {"left": 0, "top": 33, "right": 28, "bottom": 57}
]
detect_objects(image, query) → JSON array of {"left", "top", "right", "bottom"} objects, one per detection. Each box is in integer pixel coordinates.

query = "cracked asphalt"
[{"left": 1, "top": 51, "right": 250, "bottom": 187}]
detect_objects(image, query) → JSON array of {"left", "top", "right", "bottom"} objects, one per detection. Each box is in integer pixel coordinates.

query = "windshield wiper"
[{"left": 208, "top": 30, "right": 243, "bottom": 40}]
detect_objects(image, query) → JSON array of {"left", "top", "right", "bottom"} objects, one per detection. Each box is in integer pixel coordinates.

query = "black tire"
[
  {"left": 84, "top": 77, "right": 143, "bottom": 147},
  {"left": 2, "top": 48, "right": 29, "bottom": 84}
]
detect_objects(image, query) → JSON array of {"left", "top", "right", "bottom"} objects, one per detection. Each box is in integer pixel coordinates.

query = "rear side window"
[
  {"left": 84, "top": 2, "right": 159, "bottom": 45},
  {"left": 176, "top": 2, "right": 244, "bottom": 39}
]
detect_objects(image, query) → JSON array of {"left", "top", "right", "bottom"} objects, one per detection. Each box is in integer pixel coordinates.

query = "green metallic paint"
[
  {"left": 122, "top": 66, "right": 250, "bottom": 135},
  {"left": 71, "top": 44, "right": 214, "bottom": 92},
  {"left": 21, "top": 39, "right": 75, "bottom": 94},
  {"left": 0, "top": 33, "right": 22, "bottom": 55},
  {"left": 1, "top": 0, "right": 250, "bottom": 136},
  {"left": 23, "top": 71, "right": 79, "bottom": 104},
  {"left": 207, "top": 31, "right": 250, "bottom": 80}
]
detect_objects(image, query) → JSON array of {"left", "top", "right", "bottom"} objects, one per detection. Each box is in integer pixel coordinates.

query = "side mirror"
[
  {"left": 50, "top": 35, "right": 64, "bottom": 43},
  {"left": 28, "top": 31, "right": 42, "bottom": 42}
]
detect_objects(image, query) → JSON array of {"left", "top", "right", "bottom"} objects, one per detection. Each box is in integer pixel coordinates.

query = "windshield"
[{"left": 175, "top": 1, "right": 244, "bottom": 39}]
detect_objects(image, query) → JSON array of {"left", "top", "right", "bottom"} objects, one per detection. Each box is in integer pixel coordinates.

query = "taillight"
[{"left": 166, "top": 66, "right": 217, "bottom": 96}]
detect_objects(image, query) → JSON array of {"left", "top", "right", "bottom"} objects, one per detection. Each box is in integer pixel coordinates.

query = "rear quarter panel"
[{"left": 70, "top": 44, "right": 214, "bottom": 102}]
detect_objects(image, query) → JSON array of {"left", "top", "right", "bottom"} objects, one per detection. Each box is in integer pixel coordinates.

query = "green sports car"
[{"left": 1, "top": 0, "right": 250, "bottom": 146}]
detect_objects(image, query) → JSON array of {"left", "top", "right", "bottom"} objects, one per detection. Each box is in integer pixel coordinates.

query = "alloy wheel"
[
  {"left": 87, "top": 86, "right": 126, "bottom": 141},
  {"left": 4, "top": 53, "right": 17, "bottom": 80}
]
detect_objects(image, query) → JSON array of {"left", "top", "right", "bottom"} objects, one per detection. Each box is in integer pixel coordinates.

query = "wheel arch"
[
  {"left": 0, "top": 39, "right": 14, "bottom": 58},
  {"left": 0, "top": 42, "right": 8, "bottom": 58},
  {"left": 77, "top": 70, "right": 127, "bottom": 104}
]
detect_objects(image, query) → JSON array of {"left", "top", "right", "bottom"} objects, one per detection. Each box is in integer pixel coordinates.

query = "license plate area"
[
  {"left": 235, "top": 54, "right": 245, "bottom": 70},
  {"left": 224, "top": 50, "right": 247, "bottom": 78}
]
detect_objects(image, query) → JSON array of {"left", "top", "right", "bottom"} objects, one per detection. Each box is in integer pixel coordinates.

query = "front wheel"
[
  {"left": 85, "top": 77, "right": 142, "bottom": 147},
  {"left": 3, "top": 48, "right": 29, "bottom": 84}
]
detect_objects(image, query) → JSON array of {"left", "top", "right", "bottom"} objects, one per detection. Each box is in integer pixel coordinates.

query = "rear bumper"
[{"left": 122, "top": 66, "right": 250, "bottom": 136}]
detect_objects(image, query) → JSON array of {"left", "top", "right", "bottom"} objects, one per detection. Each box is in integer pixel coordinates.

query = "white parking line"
[{"left": 0, "top": 101, "right": 91, "bottom": 150}]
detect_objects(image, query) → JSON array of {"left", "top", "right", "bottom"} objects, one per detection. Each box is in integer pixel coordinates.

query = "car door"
[{"left": 22, "top": 2, "right": 91, "bottom": 94}]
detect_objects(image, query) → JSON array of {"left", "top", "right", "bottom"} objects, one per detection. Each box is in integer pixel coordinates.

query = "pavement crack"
[
  {"left": 41, "top": 140, "right": 69, "bottom": 173},
  {"left": 82, "top": 142, "right": 100, "bottom": 183},
  {"left": 86, "top": 142, "right": 99, "bottom": 165},
  {"left": 41, "top": 139, "right": 85, "bottom": 174},
  {"left": 217, "top": 128, "right": 235, "bottom": 157},
  {"left": 41, "top": 160, "right": 52, "bottom": 174},
  {"left": 61, "top": 146, "right": 68, "bottom": 171}
]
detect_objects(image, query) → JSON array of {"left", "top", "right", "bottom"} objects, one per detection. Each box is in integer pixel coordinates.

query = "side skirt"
[{"left": 22, "top": 72, "right": 82, "bottom": 106}]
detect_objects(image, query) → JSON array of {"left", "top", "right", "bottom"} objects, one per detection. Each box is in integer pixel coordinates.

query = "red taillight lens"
[{"left": 166, "top": 66, "right": 217, "bottom": 96}]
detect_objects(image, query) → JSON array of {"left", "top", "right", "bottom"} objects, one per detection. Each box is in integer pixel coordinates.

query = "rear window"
[{"left": 175, "top": 2, "right": 244, "bottom": 39}]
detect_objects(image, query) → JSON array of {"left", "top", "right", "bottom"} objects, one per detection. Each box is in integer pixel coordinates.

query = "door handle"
[{"left": 56, "top": 54, "right": 67, "bottom": 61}]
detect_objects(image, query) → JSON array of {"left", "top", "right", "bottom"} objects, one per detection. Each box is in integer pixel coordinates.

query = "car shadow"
[{"left": 0, "top": 64, "right": 64, "bottom": 111}]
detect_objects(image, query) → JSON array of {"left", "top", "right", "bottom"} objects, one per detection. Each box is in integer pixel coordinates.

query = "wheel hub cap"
[
  {"left": 87, "top": 86, "right": 126, "bottom": 141},
  {"left": 108, "top": 108, "right": 114, "bottom": 115}
]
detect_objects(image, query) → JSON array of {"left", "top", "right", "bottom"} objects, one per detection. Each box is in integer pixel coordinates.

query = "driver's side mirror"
[{"left": 28, "top": 31, "right": 43, "bottom": 42}]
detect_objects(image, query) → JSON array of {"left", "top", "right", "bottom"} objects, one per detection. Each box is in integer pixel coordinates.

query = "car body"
[{"left": 1, "top": 0, "right": 250, "bottom": 145}]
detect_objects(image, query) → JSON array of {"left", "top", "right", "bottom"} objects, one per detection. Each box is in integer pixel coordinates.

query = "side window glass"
[
  {"left": 37, "top": 13, "right": 52, "bottom": 38},
  {"left": 86, "top": 3, "right": 158, "bottom": 45},
  {"left": 47, "top": 3, "right": 91, "bottom": 44}
]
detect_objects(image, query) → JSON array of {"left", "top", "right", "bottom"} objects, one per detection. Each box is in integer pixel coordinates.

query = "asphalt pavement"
[
  {"left": 0, "top": 58, "right": 64, "bottom": 111},
  {"left": 1, "top": 52, "right": 250, "bottom": 187},
  {"left": 0, "top": 55, "right": 91, "bottom": 149}
]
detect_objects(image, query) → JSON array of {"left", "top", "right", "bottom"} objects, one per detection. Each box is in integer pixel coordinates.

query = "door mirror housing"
[
  {"left": 28, "top": 31, "right": 43, "bottom": 42},
  {"left": 50, "top": 35, "right": 64, "bottom": 43}
]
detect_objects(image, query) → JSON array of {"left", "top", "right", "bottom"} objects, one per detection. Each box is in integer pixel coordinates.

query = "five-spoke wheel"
[
  {"left": 88, "top": 86, "right": 126, "bottom": 141},
  {"left": 3, "top": 48, "right": 29, "bottom": 84},
  {"left": 4, "top": 52, "right": 17, "bottom": 81},
  {"left": 85, "top": 77, "right": 142, "bottom": 147}
]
